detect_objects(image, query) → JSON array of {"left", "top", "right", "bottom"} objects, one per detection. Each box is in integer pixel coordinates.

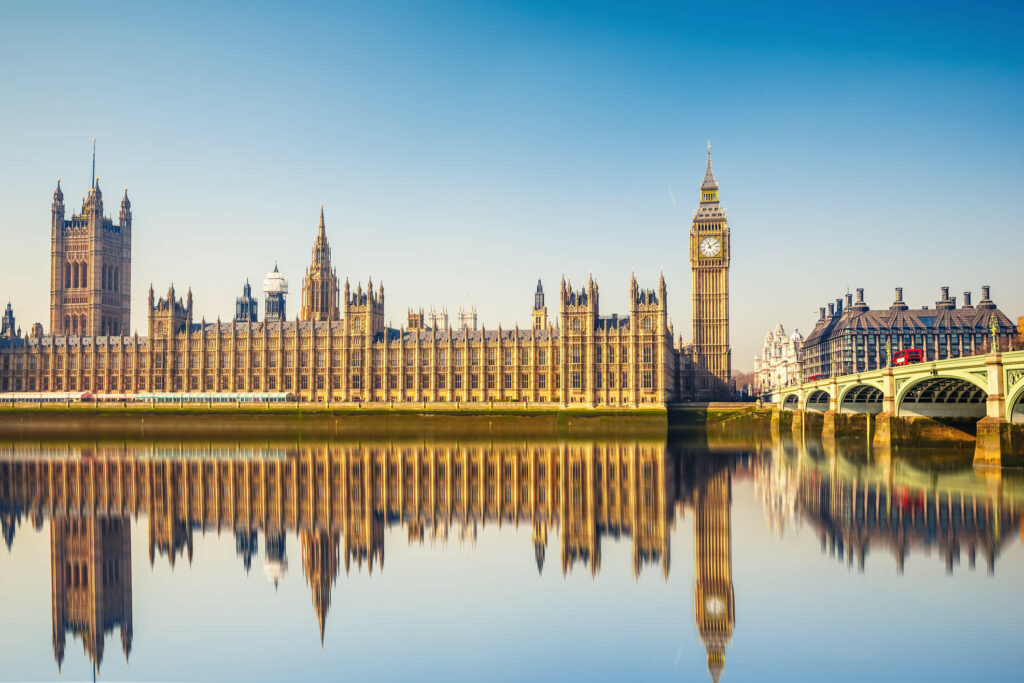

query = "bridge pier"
[
  {"left": 974, "top": 353, "right": 1023, "bottom": 467},
  {"left": 791, "top": 409, "right": 804, "bottom": 434},
  {"left": 770, "top": 408, "right": 790, "bottom": 435},
  {"left": 822, "top": 410, "right": 838, "bottom": 440},
  {"left": 824, "top": 410, "right": 871, "bottom": 441},
  {"left": 974, "top": 418, "right": 1021, "bottom": 467}
]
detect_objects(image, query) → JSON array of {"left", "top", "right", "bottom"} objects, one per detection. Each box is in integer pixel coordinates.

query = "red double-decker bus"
[{"left": 893, "top": 348, "right": 924, "bottom": 366}]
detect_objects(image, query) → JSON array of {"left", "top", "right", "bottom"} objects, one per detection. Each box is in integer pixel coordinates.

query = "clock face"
[
  {"left": 699, "top": 236, "right": 721, "bottom": 258},
  {"left": 705, "top": 595, "right": 726, "bottom": 617}
]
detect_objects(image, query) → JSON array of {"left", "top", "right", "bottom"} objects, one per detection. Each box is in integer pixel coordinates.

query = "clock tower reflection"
[{"left": 693, "top": 463, "right": 735, "bottom": 683}]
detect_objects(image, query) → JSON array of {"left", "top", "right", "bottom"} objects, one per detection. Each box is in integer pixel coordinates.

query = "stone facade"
[
  {"left": 0, "top": 153, "right": 735, "bottom": 404},
  {"left": 753, "top": 323, "right": 803, "bottom": 394},
  {"left": 49, "top": 177, "right": 132, "bottom": 337},
  {"left": 689, "top": 145, "right": 732, "bottom": 398}
]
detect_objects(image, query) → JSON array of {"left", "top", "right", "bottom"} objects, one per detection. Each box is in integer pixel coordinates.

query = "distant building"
[
  {"left": 801, "top": 286, "right": 1017, "bottom": 379},
  {"left": 234, "top": 281, "right": 258, "bottom": 323},
  {"left": 753, "top": 323, "right": 802, "bottom": 394},
  {"left": 0, "top": 303, "right": 16, "bottom": 339},
  {"left": 263, "top": 264, "right": 288, "bottom": 323},
  {"left": 457, "top": 304, "right": 478, "bottom": 331},
  {"left": 532, "top": 280, "right": 548, "bottom": 331},
  {"left": 428, "top": 307, "right": 448, "bottom": 331}
]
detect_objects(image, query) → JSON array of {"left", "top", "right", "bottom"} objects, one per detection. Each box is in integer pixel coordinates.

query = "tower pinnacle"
[
  {"left": 702, "top": 142, "right": 718, "bottom": 192},
  {"left": 91, "top": 138, "right": 96, "bottom": 190}
]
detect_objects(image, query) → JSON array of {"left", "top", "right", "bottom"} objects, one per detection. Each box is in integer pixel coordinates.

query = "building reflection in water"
[
  {"left": 756, "top": 435, "right": 1023, "bottom": 575},
  {"left": 1, "top": 435, "right": 1019, "bottom": 680},
  {"left": 50, "top": 515, "right": 132, "bottom": 674}
]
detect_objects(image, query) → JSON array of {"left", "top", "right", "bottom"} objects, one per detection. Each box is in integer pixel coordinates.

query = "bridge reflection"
[{"left": 757, "top": 434, "right": 1023, "bottom": 574}]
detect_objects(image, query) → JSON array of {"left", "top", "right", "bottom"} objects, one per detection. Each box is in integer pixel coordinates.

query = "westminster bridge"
[{"left": 773, "top": 350, "right": 1024, "bottom": 466}]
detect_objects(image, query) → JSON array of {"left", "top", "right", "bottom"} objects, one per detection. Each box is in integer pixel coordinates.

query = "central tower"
[
  {"left": 300, "top": 206, "right": 340, "bottom": 321},
  {"left": 689, "top": 144, "right": 731, "bottom": 397}
]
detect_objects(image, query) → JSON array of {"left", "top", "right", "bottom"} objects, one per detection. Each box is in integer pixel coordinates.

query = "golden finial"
[{"left": 707, "top": 140, "right": 711, "bottom": 157}]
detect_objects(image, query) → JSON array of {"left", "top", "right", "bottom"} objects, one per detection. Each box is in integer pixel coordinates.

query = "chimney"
[
  {"left": 937, "top": 286, "right": 955, "bottom": 310},
  {"left": 827, "top": 303, "right": 835, "bottom": 317},
  {"left": 891, "top": 287, "right": 908, "bottom": 311},
  {"left": 978, "top": 285, "right": 995, "bottom": 309},
  {"left": 852, "top": 287, "right": 869, "bottom": 311},
  {"left": 845, "top": 293, "right": 853, "bottom": 309},
  {"left": 963, "top": 291, "right": 973, "bottom": 308},
  {"left": 835, "top": 298, "right": 843, "bottom": 315},
  {"left": 819, "top": 307, "right": 826, "bottom": 321}
]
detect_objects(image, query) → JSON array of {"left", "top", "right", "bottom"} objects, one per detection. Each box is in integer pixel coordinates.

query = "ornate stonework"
[
  {"left": 689, "top": 144, "right": 732, "bottom": 398},
  {"left": 49, "top": 171, "right": 132, "bottom": 337}
]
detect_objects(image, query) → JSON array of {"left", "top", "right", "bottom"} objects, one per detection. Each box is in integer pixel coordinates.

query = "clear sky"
[{"left": 1, "top": 0, "right": 1021, "bottom": 369}]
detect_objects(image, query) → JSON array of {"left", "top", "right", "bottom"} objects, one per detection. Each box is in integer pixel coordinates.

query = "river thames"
[{"left": 1, "top": 430, "right": 1021, "bottom": 682}]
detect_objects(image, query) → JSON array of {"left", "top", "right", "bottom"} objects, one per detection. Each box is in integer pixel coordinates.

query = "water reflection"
[
  {"left": 757, "top": 435, "right": 1023, "bottom": 575},
  {"left": 1, "top": 434, "right": 1020, "bottom": 681}
]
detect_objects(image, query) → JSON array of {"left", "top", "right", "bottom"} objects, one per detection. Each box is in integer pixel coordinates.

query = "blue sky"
[{"left": 1, "top": 1, "right": 1021, "bottom": 368}]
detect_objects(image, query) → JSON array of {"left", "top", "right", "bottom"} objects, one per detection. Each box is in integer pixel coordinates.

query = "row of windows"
[
  {"left": 0, "top": 341, "right": 666, "bottom": 372},
  {"left": 2, "top": 368, "right": 663, "bottom": 394}
]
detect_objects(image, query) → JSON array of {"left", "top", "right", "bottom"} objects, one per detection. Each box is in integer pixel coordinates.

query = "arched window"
[
  {"left": 80, "top": 315, "right": 87, "bottom": 335},
  {"left": 72, "top": 263, "right": 79, "bottom": 288},
  {"left": 81, "top": 263, "right": 87, "bottom": 288},
  {"left": 113, "top": 267, "right": 119, "bottom": 292},
  {"left": 64, "top": 263, "right": 72, "bottom": 288},
  {"left": 71, "top": 316, "right": 78, "bottom": 334},
  {"left": 65, "top": 316, "right": 71, "bottom": 333}
]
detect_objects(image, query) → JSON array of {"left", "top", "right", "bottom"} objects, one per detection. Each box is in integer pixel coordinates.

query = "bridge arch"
[
  {"left": 895, "top": 374, "right": 987, "bottom": 419},
  {"left": 781, "top": 394, "right": 799, "bottom": 411},
  {"left": 804, "top": 389, "right": 831, "bottom": 413},
  {"left": 1007, "top": 381, "right": 1024, "bottom": 424},
  {"left": 838, "top": 384, "right": 884, "bottom": 415}
]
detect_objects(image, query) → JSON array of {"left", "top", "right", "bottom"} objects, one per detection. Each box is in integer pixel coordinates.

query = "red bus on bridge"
[{"left": 893, "top": 348, "right": 925, "bottom": 366}]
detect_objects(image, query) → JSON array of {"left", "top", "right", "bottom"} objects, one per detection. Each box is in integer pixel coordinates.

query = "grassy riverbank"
[
  {"left": 0, "top": 401, "right": 774, "bottom": 440},
  {"left": 0, "top": 404, "right": 672, "bottom": 439}
]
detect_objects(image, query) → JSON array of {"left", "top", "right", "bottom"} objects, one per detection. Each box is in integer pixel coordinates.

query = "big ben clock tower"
[{"left": 689, "top": 143, "right": 732, "bottom": 397}]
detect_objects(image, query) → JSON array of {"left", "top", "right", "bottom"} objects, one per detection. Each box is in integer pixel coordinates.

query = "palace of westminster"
[{"left": 0, "top": 149, "right": 735, "bottom": 404}]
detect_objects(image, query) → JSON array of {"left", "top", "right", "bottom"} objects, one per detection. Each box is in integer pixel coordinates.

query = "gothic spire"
[
  {"left": 702, "top": 141, "right": 718, "bottom": 191},
  {"left": 91, "top": 138, "right": 96, "bottom": 190}
]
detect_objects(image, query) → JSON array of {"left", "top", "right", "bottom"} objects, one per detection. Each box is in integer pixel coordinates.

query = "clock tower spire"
[{"left": 689, "top": 144, "right": 732, "bottom": 398}]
